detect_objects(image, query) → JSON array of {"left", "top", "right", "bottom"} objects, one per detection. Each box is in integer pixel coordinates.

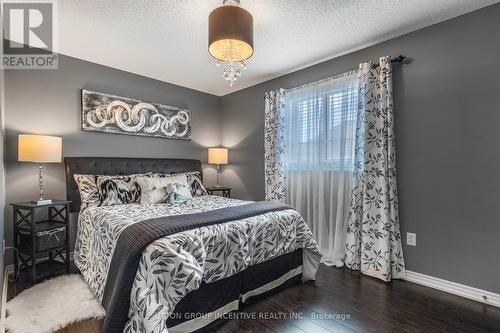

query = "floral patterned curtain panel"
[
  {"left": 264, "top": 89, "right": 287, "bottom": 203},
  {"left": 344, "top": 57, "right": 406, "bottom": 281}
]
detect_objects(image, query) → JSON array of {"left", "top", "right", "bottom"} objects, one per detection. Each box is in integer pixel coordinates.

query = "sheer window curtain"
[{"left": 283, "top": 71, "right": 359, "bottom": 266}]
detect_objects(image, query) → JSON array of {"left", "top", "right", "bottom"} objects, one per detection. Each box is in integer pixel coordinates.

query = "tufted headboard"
[{"left": 64, "top": 157, "right": 203, "bottom": 213}]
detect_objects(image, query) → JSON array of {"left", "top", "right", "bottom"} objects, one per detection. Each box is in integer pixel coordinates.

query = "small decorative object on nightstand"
[
  {"left": 206, "top": 186, "right": 231, "bottom": 198},
  {"left": 208, "top": 147, "right": 228, "bottom": 187},
  {"left": 18, "top": 134, "right": 62, "bottom": 205},
  {"left": 11, "top": 200, "right": 71, "bottom": 284}
]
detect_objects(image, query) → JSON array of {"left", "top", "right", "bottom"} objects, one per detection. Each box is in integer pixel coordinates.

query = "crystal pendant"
[{"left": 216, "top": 60, "right": 247, "bottom": 87}]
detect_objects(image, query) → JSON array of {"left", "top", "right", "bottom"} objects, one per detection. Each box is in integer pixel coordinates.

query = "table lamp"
[
  {"left": 208, "top": 147, "right": 228, "bottom": 187},
  {"left": 18, "top": 134, "right": 62, "bottom": 205}
]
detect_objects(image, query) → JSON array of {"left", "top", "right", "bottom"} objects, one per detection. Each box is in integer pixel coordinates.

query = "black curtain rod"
[
  {"left": 371, "top": 55, "right": 407, "bottom": 68},
  {"left": 282, "top": 55, "right": 408, "bottom": 93}
]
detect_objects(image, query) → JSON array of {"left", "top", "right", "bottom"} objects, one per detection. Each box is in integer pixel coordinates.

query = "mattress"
[{"left": 74, "top": 195, "right": 321, "bottom": 333}]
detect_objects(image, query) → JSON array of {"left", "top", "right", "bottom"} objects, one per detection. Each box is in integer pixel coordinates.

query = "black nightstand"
[
  {"left": 206, "top": 186, "right": 231, "bottom": 198},
  {"left": 11, "top": 200, "right": 71, "bottom": 284}
]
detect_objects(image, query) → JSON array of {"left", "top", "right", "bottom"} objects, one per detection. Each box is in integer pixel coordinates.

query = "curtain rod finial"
[{"left": 394, "top": 55, "right": 406, "bottom": 63}]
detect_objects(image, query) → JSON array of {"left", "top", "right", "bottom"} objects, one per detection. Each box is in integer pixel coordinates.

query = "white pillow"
[{"left": 135, "top": 175, "right": 192, "bottom": 204}]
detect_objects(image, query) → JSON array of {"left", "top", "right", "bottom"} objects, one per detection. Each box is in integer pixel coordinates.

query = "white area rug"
[{"left": 6, "top": 274, "right": 105, "bottom": 333}]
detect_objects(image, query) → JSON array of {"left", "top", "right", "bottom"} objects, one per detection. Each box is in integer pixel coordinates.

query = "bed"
[{"left": 65, "top": 157, "right": 321, "bottom": 333}]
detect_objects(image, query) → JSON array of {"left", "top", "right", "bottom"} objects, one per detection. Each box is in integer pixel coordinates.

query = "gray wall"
[
  {"left": 3, "top": 53, "right": 222, "bottom": 256},
  {"left": 220, "top": 3, "right": 500, "bottom": 293}
]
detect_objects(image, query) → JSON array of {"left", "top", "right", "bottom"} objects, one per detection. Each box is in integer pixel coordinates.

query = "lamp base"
[{"left": 31, "top": 199, "right": 53, "bottom": 205}]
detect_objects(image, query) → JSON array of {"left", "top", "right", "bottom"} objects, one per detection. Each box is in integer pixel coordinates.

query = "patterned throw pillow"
[
  {"left": 74, "top": 174, "right": 100, "bottom": 209},
  {"left": 135, "top": 175, "right": 192, "bottom": 204},
  {"left": 97, "top": 174, "right": 150, "bottom": 206},
  {"left": 153, "top": 171, "right": 208, "bottom": 197},
  {"left": 186, "top": 172, "right": 209, "bottom": 197},
  {"left": 165, "top": 182, "right": 191, "bottom": 204}
]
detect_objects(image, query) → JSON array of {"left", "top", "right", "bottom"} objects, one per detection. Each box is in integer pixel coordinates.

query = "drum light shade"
[
  {"left": 208, "top": 148, "right": 228, "bottom": 165},
  {"left": 208, "top": 5, "right": 253, "bottom": 62},
  {"left": 18, "top": 134, "right": 62, "bottom": 163}
]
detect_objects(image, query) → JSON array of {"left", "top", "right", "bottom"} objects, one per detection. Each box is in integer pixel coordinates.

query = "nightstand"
[
  {"left": 11, "top": 200, "right": 71, "bottom": 284},
  {"left": 206, "top": 186, "right": 231, "bottom": 198}
]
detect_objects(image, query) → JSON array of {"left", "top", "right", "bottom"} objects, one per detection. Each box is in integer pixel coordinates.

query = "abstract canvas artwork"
[{"left": 81, "top": 90, "right": 191, "bottom": 140}]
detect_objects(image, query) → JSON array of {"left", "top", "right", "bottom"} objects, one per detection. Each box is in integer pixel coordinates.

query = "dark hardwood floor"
[{"left": 8, "top": 265, "right": 500, "bottom": 333}]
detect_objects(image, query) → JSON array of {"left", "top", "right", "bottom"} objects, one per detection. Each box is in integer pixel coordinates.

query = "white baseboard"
[
  {"left": 405, "top": 270, "right": 500, "bottom": 308},
  {"left": 1, "top": 268, "right": 8, "bottom": 333}
]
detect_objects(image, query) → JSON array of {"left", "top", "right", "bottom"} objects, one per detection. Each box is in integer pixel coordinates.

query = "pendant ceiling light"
[{"left": 208, "top": 0, "right": 253, "bottom": 87}]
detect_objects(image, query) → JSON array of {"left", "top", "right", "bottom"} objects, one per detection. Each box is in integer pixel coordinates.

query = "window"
[{"left": 283, "top": 71, "right": 359, "bottom": 171}]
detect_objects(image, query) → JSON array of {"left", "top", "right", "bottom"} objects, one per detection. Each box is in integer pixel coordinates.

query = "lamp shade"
[
  {"left": 18, "top": 134, "right": 62, "bottom": 163},
  {"left": 208, "top": 148, "right": 228, "bottom": 165},
  {"left": 208, "top": 4, "right": 253, "bottom": 62}
]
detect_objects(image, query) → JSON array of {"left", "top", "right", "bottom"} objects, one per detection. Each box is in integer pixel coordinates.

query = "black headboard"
[{"left": 64, "top": 157, "right": 203, "bottom": 213}]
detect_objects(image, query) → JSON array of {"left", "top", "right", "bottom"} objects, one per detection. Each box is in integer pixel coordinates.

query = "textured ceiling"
[{"left": 58, "top": 0, "right": 499, "bottom": 96}]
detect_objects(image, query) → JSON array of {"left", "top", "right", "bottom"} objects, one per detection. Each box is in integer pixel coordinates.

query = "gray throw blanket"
[{"left": 101, "top": 201, "right": 291, "bottom": 333}]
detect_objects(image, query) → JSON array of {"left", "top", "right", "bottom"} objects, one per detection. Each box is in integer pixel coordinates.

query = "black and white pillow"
[
  {"left": 97, "top": 173, "right": 151, "bottom": 206},
  {"left": 153, "top": 171, "right": 208, "bottom": 197},
  {"left": 74, "top": 174, "right": 100, "bottom": 209},
  {"left": 185, "top": 172, "right": 208, "bottom": 197}
]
